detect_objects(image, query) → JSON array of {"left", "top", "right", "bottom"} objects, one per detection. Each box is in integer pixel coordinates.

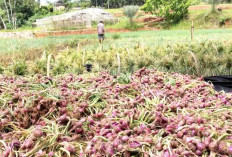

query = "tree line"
[
  {"left": 0, "top": 0, "right": 231, "bottom": 30},
  {"left": 0, "top": 0, "right": 37, "bottom": 29},
  {"left": 0, "top": 0, "right": 144, "bottom": 29},
  {"left": 89, "top": 0, "right": 145, "bottom": 8}
]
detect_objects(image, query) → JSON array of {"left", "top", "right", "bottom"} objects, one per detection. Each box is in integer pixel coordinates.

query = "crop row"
[{"left": 1, "top": 40, "right": 231, "bottom": 77}]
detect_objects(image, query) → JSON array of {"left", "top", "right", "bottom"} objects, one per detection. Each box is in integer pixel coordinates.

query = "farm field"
[
  {"left": 1, "top": 29, "right": 232, "bottom": 54},
  {"left": 0, "top": 39, "right": 232, "bottom": 155},
  {"left": 0, "top": 29, "right": 232, "bottom": 77},
  {"left": 1, "top": 3, "right": 232, "bottom": 156}
]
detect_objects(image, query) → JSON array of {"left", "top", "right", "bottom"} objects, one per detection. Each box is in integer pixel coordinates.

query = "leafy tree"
[
  {"left": 63, "top": 0, "right": 73, "bottom": 11},
  {"left": 76, "top": 0, "right": 91, "bottom": 8},
  {"left": 142, "top": 0, "right": 192, "bottom": 24},
  {"left": 90, "top": 0, "right": 144, "bottom": 8},
  {"left": 0, "top": 0, "right": 38, "bottom": 29},
  {"left": 0, "top": 8, "right": 6, "bottom": 29},
  {"left": 191, "top": 0, "right": 201, "bottom": 5},
  {"left": 122, "top": 5, "right": 139, "bottom": 28},
  {"left": 0, "top": 0, "right": 6, "bottom": 29}
]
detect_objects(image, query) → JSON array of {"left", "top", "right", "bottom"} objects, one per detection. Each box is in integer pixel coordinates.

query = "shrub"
[
  {"left": 11, "top": 60, "right": 28, "bottom": 76},
  {"left": 219, "top": 17, "right": 231, "bottom": 27},
  {"left": 52, "top": 61, "right": 69, "bottom": 75},
  {"left": 122, "top": 5, "right": 139, "bottom": 28},
  {"left": 124, "top": 22, "right": 143, "bottom": 31},
  {"left": 190, "top": 0, "right": 201, "bottom": 5},
  {"left": 0, "top": 66, "right": 4, "bottom": 74},
  {"left": 80, "top": 1, "right": 91, "bottom": 9},
  {"left": 142, "top": 0, "right": 191, "bottom": 24},
  {"left": 112, "top": 33, "right": 121, "bottom": 40},
  {"left": 3, "top": 40, "right": 232, "bottom": 77},
  {"left": 69, "top": 39, "right": 79, "bottom": 48},
  {"left": 31, "top": 60, "right": 47, "bottom": 74}
]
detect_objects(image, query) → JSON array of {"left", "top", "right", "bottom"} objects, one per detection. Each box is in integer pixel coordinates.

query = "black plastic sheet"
[{"left": 204, "top": 76, "right": 232, "bottom": 93}]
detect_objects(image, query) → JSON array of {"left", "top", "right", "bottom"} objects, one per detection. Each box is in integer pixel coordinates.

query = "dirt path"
[{"left": 34, "top": 27, "right": 160, "bottom": 38}]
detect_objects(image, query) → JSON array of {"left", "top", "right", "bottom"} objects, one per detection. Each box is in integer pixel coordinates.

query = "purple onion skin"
[
  {"left": 121, "top": 136, "right": 129, "bottom": 142},
  {"left": 156, "top": 143, "right": 163, "bottom": 151},
  {"left": 218, "top": 141, "right": 228, "bottom": 154},
  {"left": 143, "top": 152, "right": 150, "bottom": 157},
  {"left": 228, "top": 146, "right": 232, "bottom": 155},
  {"left": 48, "top": 151, "right": 55, "bottom": 156},
  {"left": 37, "top": 150, "right": 46, "bottom": 157},
  {"left": 129, "top": 141, "right": 141, "bottom": 148},
  {"left": 2, "top": 147, "right": 10, "bottom": 157},
  {"left": 11, "top": 140, "right": 20, "bottom": 150},
  {"left": 188, "top": 142, "right": 196, "bottom": 152},
  {"left": 113, "top": 139, "right": 120, "bottom": 147},
  {"left": 117, "top": 144, "right": 124, "bottom": 151},
  {"left": 204, "top": 137, "right": 211, "bottom": 147},
  {"left": 124, "top": 151, "right": 131, "bottom": 157},
  {"left": 64, "top": 143, "right": 76, "bottom": 154},
  {"left": 196, "top": 142, "right": 206, "bottom": 151},
  {"left": 209, "top": 141, "right": 218, "bottom": 152},
  {"left": 105, "top": 146, "right": 114, "bottom": 156},
  {"left": 22, "top": 139, "right": 34, "bottom": 149},
  {"left": 33, "top": 128, "right": 43, "bottom": 138},
  {"left": 3, "top": 68, "right": 232, "bottom": 156},
  {"left": 163, "top": 150, "right": 170, "bottom": 157},
  {"left": 85, "top": 145, "right": 92, "bottom": 154},
  {"left": 170, "top": 154, "right": 178, "bottom": 157},
  {"left": 195, "top": 150, "right": 202, "bottom": 156},
  {"left": 181, "top": 151, "right": 192, "bottom": 156}
]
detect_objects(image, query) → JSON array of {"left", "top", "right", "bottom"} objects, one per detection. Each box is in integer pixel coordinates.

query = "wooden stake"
[
  {"left": 116, "top": 53, "right": 121, "bottom": 74},
  {"left": 77, "top": 42, "right": 80, "bottom": 53},
  {"left": 126, "top": 48, "right": 130, "bottom": 55},
  {"left": 191, "top": 20, "right": 194, "bottom": 40},
  {"left": 47, "top": 54, "right": 52, "bottom": 77},
  {"left": 42, "top": 50, "right": 46, "bottom": 60},
  {"left": 82, "top": 50, "right": 86, "bottom": 66}
]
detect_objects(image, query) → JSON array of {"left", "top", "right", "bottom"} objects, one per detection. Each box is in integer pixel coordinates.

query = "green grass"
[
  {"left": 0, "top": 29, "right": 231, "bottom": 67},
  {"left": 1, "top": 5, "right": 232, "bottom": 76},
  {"left": 170, "top": 9, "right": 232, "bottom": 30},
  {"left": 0, "top": 34, "right": 95, "bottom": 54},
  {"left": 0, "top": 27, "right": 43, "bottom": 32},
  {"left": 80, "top": 29, "right": 232, "bottom": 51},
  {"left": 106, "top": 8, "right": 123, "bottom": 14},
  {"left": 0, "top": 29, "right": 232, "bottom": 76},
  {"left": 105, "top": 18, "right": 128, "bottom": 29},
  {"left": 1, "top": 29, "right": 232, "bottom": 54},
  {"left": 106, "top": 5, "right": 232, "bottom": 30}
]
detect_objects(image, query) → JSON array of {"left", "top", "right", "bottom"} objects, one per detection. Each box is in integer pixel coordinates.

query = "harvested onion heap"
[{"left": 0, "top": 68, "right": 232, "bottom": 157}]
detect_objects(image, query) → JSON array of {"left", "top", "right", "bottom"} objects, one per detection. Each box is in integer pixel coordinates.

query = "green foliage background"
[{"left": 142, "top": 0, "right": 192, "bottom": 24}]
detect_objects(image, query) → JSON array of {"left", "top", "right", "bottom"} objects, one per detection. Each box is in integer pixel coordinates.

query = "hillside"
[{"left": 108, "top": 4, "right": 232, "bottom": 30}]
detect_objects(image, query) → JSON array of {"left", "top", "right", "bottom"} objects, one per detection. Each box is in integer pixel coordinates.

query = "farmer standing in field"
[{"left": 97, "top": 21, "right": 105, "bottom": 43}]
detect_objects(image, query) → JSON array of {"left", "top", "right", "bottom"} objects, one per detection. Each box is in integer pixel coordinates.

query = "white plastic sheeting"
[{"left": 33, "top": 8, "right": 118, "bottom": 30}]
